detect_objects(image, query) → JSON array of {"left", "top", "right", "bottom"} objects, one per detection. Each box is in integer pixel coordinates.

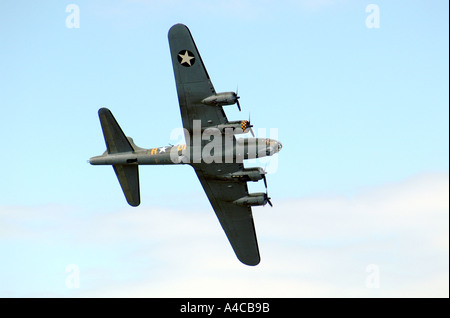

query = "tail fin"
[
  {"left": 99, "top": 108, "right": 134, "bottom": 154},
  {"left": 98, "top": 108, "right": 140, "bottom": 207}
]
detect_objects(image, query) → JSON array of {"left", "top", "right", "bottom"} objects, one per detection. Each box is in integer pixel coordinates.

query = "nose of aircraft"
[{"left": 277, "top": 141, "right": 283, "bottom": 152}]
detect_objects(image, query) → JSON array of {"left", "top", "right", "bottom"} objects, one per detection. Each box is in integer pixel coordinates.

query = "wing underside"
[
  {"left": 193, "top": 164, "right": 260, "bottom": 266},
  {"left": 169, "top": 24, "right": 260, "bottom": 265},
  {"left": 168, "top": 23, "right": 228, "bottom": 134}
]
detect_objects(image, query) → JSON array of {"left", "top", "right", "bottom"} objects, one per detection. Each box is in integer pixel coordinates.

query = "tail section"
[
  {"left": 97, "top": 108, "right": 141, "bottom": 207},
  {"left": 113, "top": 165, "right": 140, "bottom": 207},
  {"left": 99, "top": 108, "right": 134, "bottom": 154}
]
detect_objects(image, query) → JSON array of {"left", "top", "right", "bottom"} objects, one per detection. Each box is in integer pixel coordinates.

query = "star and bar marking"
[{"left": 177, "top": 50, "right": 195, "bottom": 67}]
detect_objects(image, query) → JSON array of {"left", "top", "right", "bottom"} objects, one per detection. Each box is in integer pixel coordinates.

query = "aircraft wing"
[
  {"left": 192, "top": 163, "right": 260, "bottom": 266},
  {"left": 168, "top": 23, "right": 228, "bottom": 134},
  {"left": 168, "top": 24, "right": 260, "bottom": 265}
]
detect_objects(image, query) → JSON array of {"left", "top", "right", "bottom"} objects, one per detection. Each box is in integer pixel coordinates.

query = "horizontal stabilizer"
[
  {"left": 113, "top": 165, "right": 140, "bottom": 207},
  {"left": 99, "top": 108, "right": 133, "bottom": 154}
]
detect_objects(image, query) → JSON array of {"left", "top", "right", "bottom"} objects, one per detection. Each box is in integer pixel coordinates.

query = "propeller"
[
  {"left": 265, "top": 190, "right": 273, "bottom": 207},
  {"left": 241, "top": 114, "right": 255, "bottom": 137},
  {"left": 263, "top": 168, "right": 272, "bottom": 207},
  {"left": 248, "top": 113, "right": 255, "bottom": 137},
  {"left": 261, "top": 167, "right": 268, "bottom": 189},
  {"left": 234, "top": 87, "right": 241, "bottom": 111}
]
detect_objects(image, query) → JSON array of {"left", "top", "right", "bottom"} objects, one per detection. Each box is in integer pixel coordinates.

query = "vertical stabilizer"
[
  {"left": 97, "top": 108, "right": 141, "bottom": 207},
  {"left": 98, "top": 108, "right": 134, "bottom": 154}
]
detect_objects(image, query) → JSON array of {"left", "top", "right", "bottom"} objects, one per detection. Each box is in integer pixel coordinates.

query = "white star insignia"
[
  {"left": 178, "top": 50, "right": 194, "bottom": 66},
  {"left": 159, "top": 147, "right": 167, "bottom": 153}
]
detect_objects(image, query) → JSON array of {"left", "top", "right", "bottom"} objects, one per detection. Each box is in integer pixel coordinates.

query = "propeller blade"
[
  {"left": 247, "top": 113, "right": 254, "bottom": 136},
  {"left": 234, "top": 87, "right": 241, "bottom": 111},
  {"left": 263, "top": 174, "right": 267, "bottom": 188},
  {"left": 265, "top": 184, "right": 273, "bottom": 207}
]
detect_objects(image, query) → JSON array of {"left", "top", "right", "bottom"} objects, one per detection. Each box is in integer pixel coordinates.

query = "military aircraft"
[{"left": 89, "top": 24, "right": 282, "bottom": 266}]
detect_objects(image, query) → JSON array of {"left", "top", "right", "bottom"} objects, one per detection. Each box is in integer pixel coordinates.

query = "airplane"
[{"left": 89, "top": 24, "right": 282, "bottom": 266}]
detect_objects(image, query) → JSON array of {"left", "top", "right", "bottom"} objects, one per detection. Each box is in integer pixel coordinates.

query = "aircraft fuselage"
[{"left": 90, "top": 137, "right": 282, "bottom": 165}]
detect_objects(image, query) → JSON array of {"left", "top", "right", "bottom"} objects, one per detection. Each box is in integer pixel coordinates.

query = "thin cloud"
[{"left": 0, "top": 172, "right": 448, "bottom": 297}]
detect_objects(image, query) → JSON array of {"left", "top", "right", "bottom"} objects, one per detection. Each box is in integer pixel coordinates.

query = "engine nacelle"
[
  {"left": 209, "top": 120, "right": 251, "bottom": 135},
  {"left": 230, "top": 167, "right": 265, "bottom": 182},
  {"left": 213, "top": 167, "right": 265, "bottom": 182},
  {"left": 233, "top": 193, "right": 268, "bottom": 207},
  {"left": 201, "top": 92, "right": 238, "bottom": 106}
]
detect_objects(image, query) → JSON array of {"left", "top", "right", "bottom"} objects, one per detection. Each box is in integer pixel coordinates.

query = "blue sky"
[{"left": 0, "top": 0, "right": 448, "bottom": 297}]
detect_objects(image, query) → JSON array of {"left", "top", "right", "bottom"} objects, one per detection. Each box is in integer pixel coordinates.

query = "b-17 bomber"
[{"left": 89, "top": 24, "right": 282, "bottom": 265}]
